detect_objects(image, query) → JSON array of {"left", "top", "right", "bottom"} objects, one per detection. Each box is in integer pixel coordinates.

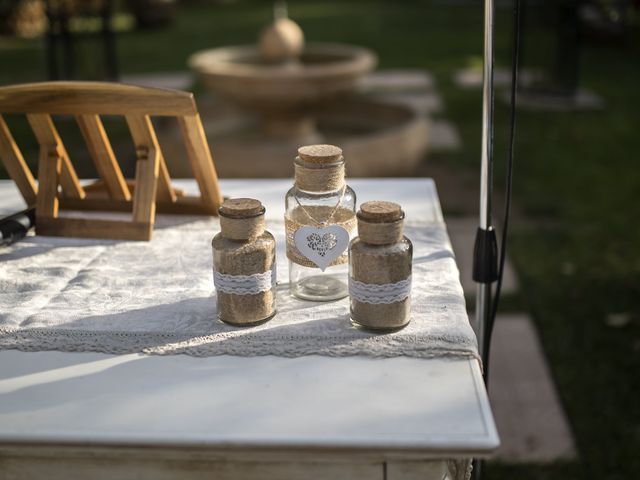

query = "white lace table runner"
[{"left": 0, "top": 216, "right": 478, "bottom": 359}]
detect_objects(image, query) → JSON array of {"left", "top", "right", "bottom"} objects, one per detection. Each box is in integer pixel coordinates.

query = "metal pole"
[{"left": 475, "top": 0, "right": 495, "bottom": 363}]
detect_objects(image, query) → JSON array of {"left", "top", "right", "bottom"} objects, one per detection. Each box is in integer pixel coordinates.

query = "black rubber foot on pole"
[{"left": 472, "top": 227, "right": 498, "bottom": 283}]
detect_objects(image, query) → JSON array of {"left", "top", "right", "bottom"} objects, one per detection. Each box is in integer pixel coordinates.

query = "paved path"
[
  {"left": 453, "top": 67, "right": 604, "bottom": 110},
  {"left": 487, "top": 314, "right": 578, "bottom": 462}
]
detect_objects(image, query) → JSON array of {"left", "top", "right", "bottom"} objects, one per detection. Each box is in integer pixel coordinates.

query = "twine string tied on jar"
[
  {"left": 219, "top": 212, "right": 265, "bottom": 241},
  {"left": 294, "top": 158, "right": 345, "bottom": 193},
  {"left": 357, "top": 216, "right": 405, "bottom": 245}
]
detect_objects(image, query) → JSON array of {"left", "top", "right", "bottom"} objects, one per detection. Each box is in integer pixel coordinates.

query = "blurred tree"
[
  {"left": 125, "top": 0, "right": 176, "bottom": 29},
  {"left": 580, "top": 0, "right": 634, "bottom": 41},
  {"left": 520, "top": 0, "right": 634, "bottom": 101},
  {"left": 44, "top": 0, "right": 119, "bottom": 80},
  {"left": 0, "top": 0, "right": 47, "bottom": 38},
  {"left": 520, "top": 0, "right": 583, "bottom": 98}
]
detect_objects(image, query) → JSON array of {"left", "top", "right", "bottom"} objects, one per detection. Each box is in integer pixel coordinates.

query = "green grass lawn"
[{"left": 1, "top": 2, "right": 638, "bottom": 478}]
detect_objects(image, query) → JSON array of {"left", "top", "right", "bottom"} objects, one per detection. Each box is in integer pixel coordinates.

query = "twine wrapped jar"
[
  {"left": 349, "top": 201, "right": 412, "bottom": 331},
  {"left": 212, "top": 198, "right": 276, "bottom": 326},
  {"left": 284, "top": 144, "right": 356, "bottom": 301}
]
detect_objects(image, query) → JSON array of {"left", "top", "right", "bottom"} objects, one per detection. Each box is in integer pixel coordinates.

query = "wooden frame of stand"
[{"left": 0, "top": 81, "right": 223, "bottom": 241}]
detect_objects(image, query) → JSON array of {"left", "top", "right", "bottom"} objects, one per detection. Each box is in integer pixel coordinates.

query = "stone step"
[
  {"left": 453, "top": 67, "right": 538, "bottom": 90},
  {"left": 360, "top": 69, "right": 435, "bottom": 91},
  {"left": 479, "top": 314, "right": 578, "bottom": 463},
  {"left": 121, "top": 71, "right": 193, "bottom": 91},
  {"left": 374, "top": 92, "right": 443, "bottom": 115},
  {"left": 428, "top": 120, "right": 462, "bottom": 152}
]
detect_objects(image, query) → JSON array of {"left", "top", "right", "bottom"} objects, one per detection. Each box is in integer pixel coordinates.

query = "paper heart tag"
[{"left": 294, "top": 225, "right": 350, "bottom": 271}]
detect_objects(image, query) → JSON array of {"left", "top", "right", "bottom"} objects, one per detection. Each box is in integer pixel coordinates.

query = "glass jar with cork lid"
[
  {"left": 212, "top": 198, "right": 277, "bottom": 326},
  {"left": 285, "top": 145, "right": 356, "bottom": 301},
  {"left": 349, "top": 201, "right": 412, "bottom": 331}
]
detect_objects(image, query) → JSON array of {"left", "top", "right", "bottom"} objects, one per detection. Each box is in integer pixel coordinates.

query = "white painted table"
[{"left": 0, "top": 179, "right": 498, "bottom": 480}]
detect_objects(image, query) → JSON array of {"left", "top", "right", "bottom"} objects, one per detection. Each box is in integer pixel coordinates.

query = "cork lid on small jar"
[
  {"left": 357, "top": 201, "right": 405, "bottom": 245},
  {"left": 219, "top": 198, "right": 265, "bottom": 218},
  {"left": 297, "top": 144, "right": 343, "bottom": 165},
  {"left": 218, "top": 198, "right": 266, "bottom": 240},
  {"left": 357, "top": 201, "right": 404, "bottom": 223}
]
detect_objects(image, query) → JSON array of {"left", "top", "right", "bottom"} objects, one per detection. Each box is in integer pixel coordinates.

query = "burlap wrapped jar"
[
  {"left": 212, "top": 198, "right": 276, "bottom": 326},
  {"left": 349, "top": 201, "right": 412, "bottom": 331},
  {"left": 284, "top": 145, "right": 356, "bottom": 301}
]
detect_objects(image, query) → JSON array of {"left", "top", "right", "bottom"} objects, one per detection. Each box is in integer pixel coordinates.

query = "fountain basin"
[
  {"left": 189, "top": 43, "right": 377, "bottom": 107},
  {"left": 158, "top": 97, "right": 429, "bottom": 178},
  {"left": 189, "top": 43, "right": 377, "bottom": 137}
]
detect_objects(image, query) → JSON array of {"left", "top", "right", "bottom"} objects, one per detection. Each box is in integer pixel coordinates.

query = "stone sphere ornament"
[{"left": 259, "top": 18, "right": 305, "bottom": 63}]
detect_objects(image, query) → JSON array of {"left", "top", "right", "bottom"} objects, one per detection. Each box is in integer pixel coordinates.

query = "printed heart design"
[
  {"left": 294, "top": 225, "right": 350, "bottom": 271},
  {"left": 306, "top": 232, "right": 338, "bottom": 257}
]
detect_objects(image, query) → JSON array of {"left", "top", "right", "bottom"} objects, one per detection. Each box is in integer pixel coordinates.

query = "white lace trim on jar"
[
  {"left": 349, "top": 276, "right": 412, "bottom": 304},
  {"left": 214, "top": 267, "right": 276, "bottom": 295}
]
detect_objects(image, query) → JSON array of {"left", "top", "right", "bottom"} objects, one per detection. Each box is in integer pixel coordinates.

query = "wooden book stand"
[{"left": 0, "top": 81, "right": 223, "bottom": 241}]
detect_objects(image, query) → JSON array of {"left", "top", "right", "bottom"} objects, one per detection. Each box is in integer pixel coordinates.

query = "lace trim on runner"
[
  {"left": 214, "top": 267, "right": 276, "bottom": 295},
  {"left": 0, "top": 326, "right": 481, "bottom": 363},
  {"left": 349, "top": 276, "right": 412, "bottom": 304}
]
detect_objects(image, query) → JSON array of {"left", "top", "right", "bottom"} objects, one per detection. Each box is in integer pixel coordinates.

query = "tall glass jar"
[
  {"left": 285, "top": 145, "right": 356, "bottom": 301},
  {"left": 212, "top": 198, "right": 276, "bottom": 326}
]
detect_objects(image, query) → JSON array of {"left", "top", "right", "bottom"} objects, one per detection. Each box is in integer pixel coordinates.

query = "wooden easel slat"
[
  {"left": 157, "top": 152, "right": 176, "bottom": 204},
  {"left": 0, "top": 114, "right": 37, "bottom": 205},
  {"left": 76, "top": 114, "right": 131, "bottom": 201},
  {"left": 0, "top": 82, "right": 198, "bottom": 117},
  {"left": 178, "top": 114, "right": 223, "bottom": 208},
  {"left": 125, "top": 114, "right": 176, "bottom": 204},
  {"left": 131, "top": 147, "right": 159, "bottom": 225},
  {"left": 26, "top": 114, "right": 85, "bottom": 200},
  {"left": 37, "top": 217, "right": 152, "bottom": 241},
  {"left": 60, "top": 196, "right": 218, "bottom": 216},
  {"left": 35, "top": 147, "right": 61, "bottom": 219}
]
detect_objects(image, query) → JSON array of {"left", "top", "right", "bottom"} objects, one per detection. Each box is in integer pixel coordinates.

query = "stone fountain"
[{"left": 183, "top": 5, "right": 429, "bottom": 177}]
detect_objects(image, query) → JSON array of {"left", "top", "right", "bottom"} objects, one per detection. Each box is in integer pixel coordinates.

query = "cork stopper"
[
  {"left": 357, "top": 201, "right": 404, "bottom": 223},
  {"left": 297, "top": 144, "right": 343, "bottom": 164},
  {"left": 218, "top": 198, "right": 265, "bottom": 240},
  {"left": 357, "top": 201, "right": 404, "bottom": 245},
  {"left": 219, "top": 198, "right": 264, "bottom": 219},
  {"left": 294, "top": 144, "right": 345, "bottom": 192}
]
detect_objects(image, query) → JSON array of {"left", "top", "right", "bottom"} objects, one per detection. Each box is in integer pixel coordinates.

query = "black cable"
[
  {"left": 0, "top": 207, "right": 36, "bottom": 247},
  {"left": 483, "top": 0, "right": 521, "bottom": 376}
]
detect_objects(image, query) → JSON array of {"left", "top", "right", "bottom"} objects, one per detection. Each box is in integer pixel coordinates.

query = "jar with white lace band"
[
  {"left": 349, "top": 201, "right": 412, "bottom": 331},
  {"left": 212, "top": 198, "right": 276, "bottom": 326}
]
